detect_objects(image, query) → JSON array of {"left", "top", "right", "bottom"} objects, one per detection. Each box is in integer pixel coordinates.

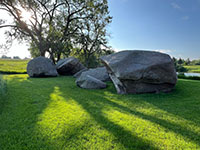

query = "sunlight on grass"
[
  {"left": 0, "top": 59, "right": 29, "bottom": 74},
  {"left": 103, "top": 90, "right": 200, "bottom": 130},
  {"left": 1, "top": 75, "right": 200, "bottom": 149},
  {"left": 5, "top": 74, "right": 30, "bottom": 82},
  {"left": 35, "top": 86, "right": 89, "bottom": 139},
  {"left": 184, "top": 65, "right": 200, "bottom": 73},
  {"left": 102, "top": 103, "right": 200, "bottom": 149}
]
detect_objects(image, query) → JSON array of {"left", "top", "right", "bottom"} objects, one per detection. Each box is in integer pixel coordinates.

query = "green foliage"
[
  {"left": 71, "top": 48, "right": 114, "bottom": 68},
  {"left": 1, "top": 75, "right": 200, "bottom": 149},
  {"left": 28, "top": 42, "right": 40, "bottom": 58},
  {"left": 191, "top": 59, "right": 200, "bottom": 65},
  {"left": 177, "top": 58, "right": 184, "bottom": 65},
  {"left": 0, "top": 59, "right": 29, "bottom": 74},
  {"left": 176, "top": 64, "right": 188, "bottom": 72},
  {"left": 173, "top": 57, "right": 188, "bottom": 72},
  {"left": 178, "top": 74, "right": 200, "bottom": 80}
]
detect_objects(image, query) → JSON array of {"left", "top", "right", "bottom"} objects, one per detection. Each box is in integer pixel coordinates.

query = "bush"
[
  {"left": 176, "top": 64, "right": 188, "bottom": 72},
  {"left": 178, "top": 74, "right": 200, "bottom": 80}
]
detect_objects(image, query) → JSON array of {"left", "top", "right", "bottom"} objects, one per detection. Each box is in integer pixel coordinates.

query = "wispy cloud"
[
  {"left": 155, "top": 49, "right": 173, "bottom": 54},
  {"left": 171, "top": 2, "right": 181, "bottom": 10},
  {"left": 181, "top": 15, "right": 189, "bottom": 20}
]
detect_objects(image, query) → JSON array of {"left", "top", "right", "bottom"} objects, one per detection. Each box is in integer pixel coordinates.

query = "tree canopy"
[{"left": 0, "top": 0, "right": 112, "bottom": 65}]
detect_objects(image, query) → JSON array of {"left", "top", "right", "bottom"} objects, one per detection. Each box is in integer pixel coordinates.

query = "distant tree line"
[
  {"left": 1, "top": 55, "right": 22, "bottom": 59},
  {"left": 173, "top": 57, "right": 200, "bottom": 72}
]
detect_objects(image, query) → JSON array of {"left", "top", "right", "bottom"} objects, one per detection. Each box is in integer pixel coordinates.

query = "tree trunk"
[
  {"left": 50, "top": 53, "right": 56, "bottom": 64},
  {"left": 40, "top": 51, "right": 45, "bottom": 57},
  {"left": 57, "top": 53, "right": 61, "bottom": 62}
]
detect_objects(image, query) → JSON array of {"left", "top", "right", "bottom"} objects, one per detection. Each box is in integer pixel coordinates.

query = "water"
[
  {"left": 184, "top": 73, "right": 200, "bottom": 77},
  {"left": 177, "top": 72, "right": 200, "bottom": 77}
]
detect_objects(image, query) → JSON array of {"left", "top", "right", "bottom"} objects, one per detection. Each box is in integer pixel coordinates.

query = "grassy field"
[
  {"left": 0, "top": 59, "right": 29, "bottom": 74},
  {"left": 1, "top": 75, "right": 200, "bottom": 150},
  {"left": 184, "top": 65, "right": 200, "bottom": 73}
]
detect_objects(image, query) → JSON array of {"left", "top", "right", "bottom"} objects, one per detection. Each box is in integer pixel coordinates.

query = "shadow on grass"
[
  {"left": 64, "top": 87, "right": 200, "bottom": 148},
  {"left": 1, "top": 75, "right": 200, "bottom": 149},
  {"left": 0, "top": 75, "right": 61, "bottom": 149},
  {"left": 106, "top": 79, "right": 200, "bottom": 126},
  {"left": 65, "top": 93, "right": 159, "bottom": 149}
]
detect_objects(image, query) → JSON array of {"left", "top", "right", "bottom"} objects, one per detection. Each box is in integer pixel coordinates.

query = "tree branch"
[{"left": 0, "top": 25, "right": 17, "bottom": 28}]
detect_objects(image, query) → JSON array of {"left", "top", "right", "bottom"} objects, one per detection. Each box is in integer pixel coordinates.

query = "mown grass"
[
  {"left": 1, "top": 75, "right": 200, "bottom": 150},
  {"left": 184, "top": 65, "right": 200, "bottom": 73},
  {"left": 0, "top": 75, "right": 6, "bottom": 94},
  {"left": 0, "top": 59, "right": 29, "bottom": 74},
  {"left": 0, "top": 75, "right": 6, "bottom": 112}
]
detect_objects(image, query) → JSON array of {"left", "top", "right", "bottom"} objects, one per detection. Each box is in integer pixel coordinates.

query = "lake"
[{"left": 177, "top": 72, "right": 200, "bottom": 77}]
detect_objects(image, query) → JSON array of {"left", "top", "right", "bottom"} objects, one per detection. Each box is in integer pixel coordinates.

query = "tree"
[
  {"left": 178, "top": 58, "right": 184, "bottom": 65},
  {"left": 185, "top": 58, "right": 191, "bottom": 65},
  {"left": 13, "top": 56, "right": 20, "bottom": 59},
  {"left": 73, "top": 1, "right": 112, "bottom": 67},
  {"left": 1, "top": 55, "right": 11, "bottom": 59},
  {"left": 0, "top": 0, "right": 112, "bottom": 63}
]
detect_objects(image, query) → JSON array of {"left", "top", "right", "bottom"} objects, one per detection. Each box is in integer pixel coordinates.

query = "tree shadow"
[
  {"left": 101, "top": 92, "right": 200, "bottom": 146},
  {"left": 58, "top": 88, "right": 160, "bottom": 150},
  {"left": 0, "top": 75, "right": 68, "bottom": 149},
  {"left": 106, "top": 79, "right": 200, "bottom": 126},
  {"left": 2, "top": 75, "right": 200, "bottom": 149}
]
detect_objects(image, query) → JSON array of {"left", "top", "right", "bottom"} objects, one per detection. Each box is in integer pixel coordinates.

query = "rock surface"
[
  {"left": 76, "top": 74, "right": 107, "bottom": 89},
  {"left": 73, "top": 68, "right": 88, "bottom": 78},
  {"left": 78, "top": 67, "right": 110, "bottom": 82},
  {"left": 100, "top": 50, "right": 177, "bottom": 94},
  {"left": 56, "top": 57, "right": 86, "bottom": 75},
  {"left": 27, "top": 56, "right": 58, "bottom": 77}
]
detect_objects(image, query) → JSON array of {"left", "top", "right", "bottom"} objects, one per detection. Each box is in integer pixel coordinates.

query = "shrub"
[
  {"left": 178, "top": 74, "right": 200, "bottom": 80},
  {"left": 176, "top": 64, "right": 188, "bottom": 72}
]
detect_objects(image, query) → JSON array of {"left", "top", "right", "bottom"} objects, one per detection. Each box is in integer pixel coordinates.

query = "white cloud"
[
  {"left": 171, "top": 2, "right": 181, "bottom": 10},
  {"left": 154, "top": 49, "right": 172, "bottom": 54}
]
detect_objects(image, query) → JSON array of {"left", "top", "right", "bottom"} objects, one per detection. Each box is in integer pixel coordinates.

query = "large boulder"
[
  {"left": 76, "top": 75, "right": 107, "bottom": 89},
  {"left": 77, "top": 67, "right": 110, "bottom": 82},
  {"left": 56, "top": 57, "right": 86, "bottom": 75},
  {"left": 27, "top": 56, "right": 58, "bottom": 77},
  {"left": 100, "top": 50, "right": 177, "bottom": 94}
]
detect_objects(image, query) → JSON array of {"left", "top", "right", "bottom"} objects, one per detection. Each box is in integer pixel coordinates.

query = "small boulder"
[
  {"left": 76, "top": 75, "right": 107, "bottom": 89},
  {"left": 56, "top": 57, "right": 86, "bottom": 75},
  {"left": 27, "top": 56, "right": 58, "bottom": 77},
  {"left": 78, "top": 67, "right": 110, "bottom": 82},
  {"left": 100, "top": 50, "right": 177, "bottom": 94}
]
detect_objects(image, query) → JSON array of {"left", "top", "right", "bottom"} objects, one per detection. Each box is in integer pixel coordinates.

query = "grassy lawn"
[
  {"left": 184, "top": 65, "right": 200, "bottom": 73},
  {"left": 1, "top": 75, "right": 200, "bottom": 149},
  {"left": 0, "top": 59, "right": 29, "bottom": 74}
]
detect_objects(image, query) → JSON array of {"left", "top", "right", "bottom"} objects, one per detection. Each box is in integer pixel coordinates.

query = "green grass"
[
  {"left": 0, "top": 75, "right": 7, "bottom": 114},
  {"left": 0, "top": 59, "right": 29, "bottom": 74},
  {"left": 0, "top": 75, "right": 6, "bottom": 94},
  {"left": 184, "top": 65, "right": 200, "bottom": 73},
  {"left": 1, "top": 75, "right": 200, "bottom": 149}
]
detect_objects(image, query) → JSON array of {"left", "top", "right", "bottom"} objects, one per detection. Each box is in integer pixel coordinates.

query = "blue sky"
[{"left": 108, "top": 0, "right": 200, "bottom": 59}]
